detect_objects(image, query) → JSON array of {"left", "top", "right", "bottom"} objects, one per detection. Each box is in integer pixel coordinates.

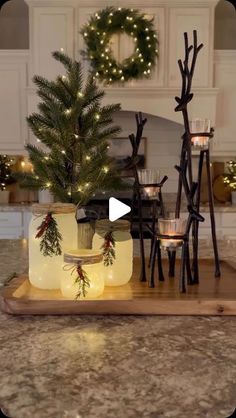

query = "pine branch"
[
  {"left": 101, "top": 231, "right": 116, "bottom": 266},
  {"left": 36, "top": 213, "right": 62, "bottom": 257},
  {"left": 75, "top": 265, "right": 90, "bottom": 299}
]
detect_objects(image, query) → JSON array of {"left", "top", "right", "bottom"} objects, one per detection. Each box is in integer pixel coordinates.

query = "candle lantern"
[
  {"left": 61, "top": 249, "right": 104, "bottom": 299},
  {"left": 92, "top": 219, "right": 133, "bottom": 286},
  {"left": 189, "top": 118, "right": 211, "bottom": 149},
  {"left": 138, "top": 169, "right": 160, "bottom": 199},
  {"left": 29, "top": 203, "right": 78, "bottom": 289},
  {"left": 158, "top": 218, "right": 186, "bottom": 250}
]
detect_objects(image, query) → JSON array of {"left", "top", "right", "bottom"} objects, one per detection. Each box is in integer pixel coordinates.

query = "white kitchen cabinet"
[
  {"left": 213, "top": 51, "right": 236, "bottom": 156},
  {"left": 0, "top": 51, "right": 28, "bottom": 154},
  {"left": 0, "top": 208, "right": 31, "bottom": 239}
]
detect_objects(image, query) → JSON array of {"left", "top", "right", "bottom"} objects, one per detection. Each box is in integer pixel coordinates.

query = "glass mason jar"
[
  {"left": 92, "top": 219, "right": 133, "bottom": 286},
  {"left": 77, "top": 207, "right": 97, "bottom": 249},
  {"left": 61, "top": 249, "right": 104, "bottom": 299},
  {"left": 29, "top": 203, "right": 77, "bottom": 289}
]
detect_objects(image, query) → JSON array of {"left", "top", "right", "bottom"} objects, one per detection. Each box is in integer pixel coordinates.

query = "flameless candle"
[
  {"left": 29, "top": 204, "right": 78, "bottom": 289},
  {"left": 61, "top": 249, "right": 104, "bottom": 299},
  {"left": 92, "top": 220, "right": 133, "bottom": 286}
]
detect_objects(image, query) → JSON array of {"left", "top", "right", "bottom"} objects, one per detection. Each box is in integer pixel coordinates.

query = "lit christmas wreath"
[{"left": 81, "top": 7, "right": 158, "bottom": 84}]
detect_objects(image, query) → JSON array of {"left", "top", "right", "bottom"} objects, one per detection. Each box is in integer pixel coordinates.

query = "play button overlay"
[{"left": 109, "top": 197, "right": 131, "bottom": 222}]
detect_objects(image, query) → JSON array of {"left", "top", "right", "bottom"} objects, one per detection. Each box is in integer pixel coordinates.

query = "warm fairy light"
[
  {"left": 103, "top": 166, "right": 109, "bottom": 173},
  {"left": 44, "top": 156, "right": 49, "bottom": 161},
  {"left": 77, "top": 91, "right": 84, "bottom": 98},
  {"left": 74, "top": 134, "right": 79, "bottom": 139},
  {"left": 61, "top": 150, "right": 66, "bottom": 154},
  {"left": 62, "top": 75, "right": 67, "bottom": 81},
  {"left": 85, "top": 183, "right": 90, "bottom": 188},
  {"left": 65, "top": 108, "right": 72, "bottom": 115},
  {"left": 21, "top": 160, "right": 26, "bottom": 168},
  {"left": 37, "top": 139, "right": 41, "bottom": 143},
  {"left": 85, "top": 155, "right": 91, "bottom": 161},
  {"left": 35, "top": 176, "right": 39, "bottom": 180},
  {"left": 67, "top": 191, "right": 71, "bottom": 196},
  {"left": 95, "top": 114, "right": 100, "bottom": 120},
  {"left": 60, "top": 47, "right": 64, "bottom": 52},
  {"left": 46, "top": 182, "right": 51, "bottom": 188}
]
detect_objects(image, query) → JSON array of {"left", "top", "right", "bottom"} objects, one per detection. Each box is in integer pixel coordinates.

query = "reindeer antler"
[{"left": 175, "top": 30, "right": 203, "bottom": 112}]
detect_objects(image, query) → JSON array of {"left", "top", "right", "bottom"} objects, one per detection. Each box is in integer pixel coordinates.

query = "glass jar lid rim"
[
  {"left": 95, "top": 219, "right": 130, "bottom": 231},
  {"left": 32, "top": 203, "right": 76, "bottom": 215},
  {"left": 64, "top": 249, "right": 103, "bottom": 264}
]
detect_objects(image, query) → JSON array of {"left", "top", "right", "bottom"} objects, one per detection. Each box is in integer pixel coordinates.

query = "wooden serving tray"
[{"left": 1, "top": 259, "right": 236, "bottom": 315}]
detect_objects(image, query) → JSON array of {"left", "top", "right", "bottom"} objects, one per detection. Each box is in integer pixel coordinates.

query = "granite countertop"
[{"left": 0, "top": 239, "right": 236, "bottom": 418}]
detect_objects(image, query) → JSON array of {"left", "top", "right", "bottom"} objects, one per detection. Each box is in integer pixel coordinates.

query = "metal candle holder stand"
[
  {"left": 129, "top": 112, "right": 168, "bottom": 283},
  {"left": 130, "top": 31, "right": 221, "bottom": 293},
  {"left": 168, "top": 30, "right": 221, "bottom": 287}
]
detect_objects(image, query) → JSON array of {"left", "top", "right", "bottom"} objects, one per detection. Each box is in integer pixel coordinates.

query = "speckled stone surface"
[{"left": 0, "top": 239, "right": 236, "bottom": 418}]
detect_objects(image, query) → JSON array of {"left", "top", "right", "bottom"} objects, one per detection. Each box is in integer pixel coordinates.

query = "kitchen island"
[{"left": 0, "top": 239, "right": 236, "bottom": 418}]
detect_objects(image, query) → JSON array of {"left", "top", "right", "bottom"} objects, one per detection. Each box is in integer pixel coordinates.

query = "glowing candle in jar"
[
  {"left": 158, "top": 219, "right": 186, "bottom": 250},
  {"left": 189, "top": 118, "right": 211, "bottom": 149},
  {"left": 138, "top": 169, "right": 160, "bottom": 198},
  {"left": 61, "top": 249, "right": 104, "bottom": 299},
  {"left": 29, "top": 203, "right": 78, "bottom": 289}
]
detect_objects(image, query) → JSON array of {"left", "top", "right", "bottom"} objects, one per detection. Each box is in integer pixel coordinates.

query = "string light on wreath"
[{"left": 81, "top": 6, "right": 158, "bottom": 84}]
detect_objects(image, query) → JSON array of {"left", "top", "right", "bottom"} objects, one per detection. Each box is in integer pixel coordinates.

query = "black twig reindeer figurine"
[
  {"left": 129, "top": 112, "right": 147, "bottom": 282},
  {"left": 172, "top": 30, "right": 220, "bottom": 282}
]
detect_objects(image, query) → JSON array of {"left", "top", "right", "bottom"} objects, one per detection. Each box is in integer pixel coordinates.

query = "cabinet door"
[
  {"left": 0, "top": 52, "right": 28, "bottom": 153},
  {"left": 0, "top": 212, "right": 23, "bottom": 239},
  {"left": 213, "top": 51, "right": 236, "bottom": 155},
  {"left": 168, "top": 8, "right": 212, "bottom": 88}
]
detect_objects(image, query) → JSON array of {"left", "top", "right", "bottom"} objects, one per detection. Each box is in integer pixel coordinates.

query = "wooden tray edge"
[{"left": 1, "top": 259, "right": 236, "bottom": 316}]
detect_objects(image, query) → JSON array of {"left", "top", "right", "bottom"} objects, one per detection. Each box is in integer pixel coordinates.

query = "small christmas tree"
[
  {"left": 0, "top": 155, "right": 15, "bottom": 191},
  {"left": 20, "top": 51, "right": 124, "bottom": 205}
]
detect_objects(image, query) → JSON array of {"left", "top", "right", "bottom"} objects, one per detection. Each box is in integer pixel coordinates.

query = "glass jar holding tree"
[{"left": 18, "top": 51, "right": 124, "bottom": 289}]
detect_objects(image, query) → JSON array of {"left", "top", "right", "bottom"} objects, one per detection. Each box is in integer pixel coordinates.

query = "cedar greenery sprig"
[
  {"left": 35, "top": 212, "right": 62, "bottom": 257},
  {"left": 75, "top": 265, "right": 90, "bottom": 299},
  {"left": 101, "top": 231, "right": 116, "bottom": 266}
]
